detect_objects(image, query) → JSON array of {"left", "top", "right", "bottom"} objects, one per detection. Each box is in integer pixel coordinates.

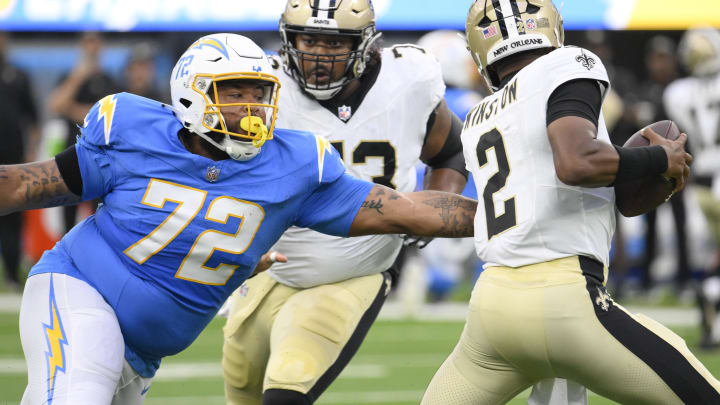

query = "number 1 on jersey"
[{"left": 476, "top": 128, "right": 517, "bottom": 239}]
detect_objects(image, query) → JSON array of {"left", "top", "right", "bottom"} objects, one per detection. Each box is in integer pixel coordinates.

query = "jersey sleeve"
[
  {"left": 313, "top": 134, "right": 346, "bottom": 185},
  {"left": 294, "top": 134, "right": 374, "bottom": 236},
  {"left": 74, "top": 94, "right": 122, "bottom": 200},
  {"left": 543, "top": 47, "right": 610, "bottom": 102},
  {"left": 389, "top": 45, "right": 446, "bottom": 141}
]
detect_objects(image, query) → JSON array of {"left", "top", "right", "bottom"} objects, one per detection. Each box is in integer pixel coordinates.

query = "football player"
[
  {"left": 421, "top": 1, "right": 716, "bottom": 404},
  {"left": 7, "top": 33, "right": 477, "bottom": 405},
  {"left": 221, "top": 2, "right": 469, "bottom": 404},
  {"left": 663, "top": 27, "right": 720, "bottom": 348}
]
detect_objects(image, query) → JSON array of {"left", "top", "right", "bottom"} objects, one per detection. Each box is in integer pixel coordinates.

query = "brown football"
[{"left": 614, "top": 120, "right": 681, "bottom": 217}]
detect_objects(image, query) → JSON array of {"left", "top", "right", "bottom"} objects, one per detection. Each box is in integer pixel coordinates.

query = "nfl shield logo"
[
  {"left": 206, "top": 166, "right": 220, "bottom": 182},
  {"left": 526, "top": 18, "right": 537, "bottom": 30},
  {"left": 239, "top": 284, "right": 249, "bottom": 297},
  {"left": 338, "top": 105, "right": 352, "bottom": 122}
]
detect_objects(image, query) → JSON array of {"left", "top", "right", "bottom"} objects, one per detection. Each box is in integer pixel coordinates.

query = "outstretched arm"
[
  {"left": 0, "top": 160, "right": 81, "bottom": 216},
  {"left": 348, "top": 185, "right": 476, "bottom": 237}
]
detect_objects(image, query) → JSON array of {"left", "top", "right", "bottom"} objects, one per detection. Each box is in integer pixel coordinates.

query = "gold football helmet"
[
  {"left": 678, "top": 27, "right": 720, "bottom": 76},
  {"left": 466, "top": 0, "right": 564, "bottom": 90},
  {"left": 279, "top": 0, "right": 381, "bottom": 100}
]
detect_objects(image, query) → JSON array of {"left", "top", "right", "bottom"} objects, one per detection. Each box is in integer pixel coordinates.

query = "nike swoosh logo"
[{"left": 141, "top": 385, "right": 151, "bottom": 395}]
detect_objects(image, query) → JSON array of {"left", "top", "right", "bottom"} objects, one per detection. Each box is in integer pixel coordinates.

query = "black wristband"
[{"left": 611, "top": 144, "right": 668, "bottom": 186}]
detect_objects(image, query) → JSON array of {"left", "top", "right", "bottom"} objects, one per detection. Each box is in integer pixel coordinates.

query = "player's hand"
[
  {"left": 403, "top": 234, "right": 434, "bottom": 249},
  {"left": 251, "top": 251, "right": 287, "bottom": 276},
  {"left": 642, "top": 128, "right": 692, "bottom": 193}
]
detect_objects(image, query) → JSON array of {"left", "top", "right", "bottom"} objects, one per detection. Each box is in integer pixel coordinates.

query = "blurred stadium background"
[{"left": 1, "top": 0, "right": 720, "bottom": 403}]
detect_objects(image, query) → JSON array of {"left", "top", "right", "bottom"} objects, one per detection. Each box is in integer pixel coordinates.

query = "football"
[{"left": 614, "top": 120, "right": 681, "bottom": 217}]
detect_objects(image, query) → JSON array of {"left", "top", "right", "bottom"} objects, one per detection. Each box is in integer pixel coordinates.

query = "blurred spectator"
[
  {"left": 123, "top": 42, "right": 166, "bottom": 102},
  {"left": 48, "top": 32, "right": 119, "bottom": 233},
  {"left": 417, "top": 30, "right": 488, "bottom": 117},
  {"left": 0, "top": 31, "right": 39, "bottom": 291},
  {"left": 664, "top": 27, "right": 720, "bottom": 348},
  {"left": 636, "top": 36, "right": 690, "bottom": 294}
]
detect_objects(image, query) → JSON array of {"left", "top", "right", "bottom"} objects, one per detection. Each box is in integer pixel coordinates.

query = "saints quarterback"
[{"left": 421, "top": 1, "right": 718, "bottom": 405}]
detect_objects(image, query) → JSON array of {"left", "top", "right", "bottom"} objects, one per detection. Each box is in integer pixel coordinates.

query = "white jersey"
[
  {"left": 663, "top": 72, "right": 720, "bottom": 178},
  {"left": 461, "top": 47, "right": 615, "bottom": 268},
  {"left": 268, "top": 45, "right": 445, "bottom": 288}
]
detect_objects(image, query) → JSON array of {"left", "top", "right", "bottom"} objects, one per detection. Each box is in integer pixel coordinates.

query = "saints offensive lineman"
[
  {"left": 663, "top": 27, "right": 720, "bottom": 349},
  {"left": 421, "top": 1, "right": 718, "bottom": 404},
  {"left": 221, "top": 1, "right": 470, "bottom": 404}
]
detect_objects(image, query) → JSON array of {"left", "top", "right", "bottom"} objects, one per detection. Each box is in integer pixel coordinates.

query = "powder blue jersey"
[{"left": 29, "top": 93, "right": 373, "bottom": 377}]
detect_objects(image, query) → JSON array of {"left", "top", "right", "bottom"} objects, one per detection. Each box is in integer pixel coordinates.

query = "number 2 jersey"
[
  {"left": 461, "top": 47, "right": 615, "bottom": 269},
  {"left": 267, "top": 46, "right": 445, "bottom": 288},
  {"left": 28, "top": 93, "right": 373, "bottom": 376}
]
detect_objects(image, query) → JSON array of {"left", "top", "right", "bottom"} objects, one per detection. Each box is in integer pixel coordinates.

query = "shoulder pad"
[
  {"left": 547, "top": 47, "right": 608, "bottom": 78},
  {"left": 381, "top": 45, "right": 444, "bottom": 89},
  {"left": 80, "top": 92, "right": 172, "bottom": 148}
]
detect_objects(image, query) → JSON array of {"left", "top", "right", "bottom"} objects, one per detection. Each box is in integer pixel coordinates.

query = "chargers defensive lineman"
[
  {"left": 221, "top": 1, "right": 470, "bottom": 404},
  {"left": 5, "top": 33, "right": 478, "bottom": 405},
  {"left": 421, "top": 1, "right": 715, "bottom": 404},
  {"left": 663, "top": 27, "right": 720, "bottom": 349}
]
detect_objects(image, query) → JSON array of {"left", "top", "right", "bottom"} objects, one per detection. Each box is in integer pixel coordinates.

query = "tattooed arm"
[
  {"left": 0, "top": 160, "right": 82, "bottom": 216},
  {"left": 348, "top": 185, "right": 476, "bottom": 237}
]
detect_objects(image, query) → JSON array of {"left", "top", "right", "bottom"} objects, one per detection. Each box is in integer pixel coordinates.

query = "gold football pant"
[
  {"left": 222, "top": 271, "right": 390, "bottom": 405},
  {"left": 421, "top": 256, "right": 720, "bottom": 405},
  {"left": 696, "top": 185, "right": 720, "bottom": 245}
]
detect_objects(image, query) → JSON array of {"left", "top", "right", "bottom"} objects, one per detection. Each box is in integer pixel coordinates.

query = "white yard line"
[
  {"left": 0, "top": 293, "right": 21, "bottom": 313},
  {"left": 0, "top": 293, "right": 700, "bottom": 327},
  {"left": 140, "top": 388, "right": 613, "bottom": 404}
]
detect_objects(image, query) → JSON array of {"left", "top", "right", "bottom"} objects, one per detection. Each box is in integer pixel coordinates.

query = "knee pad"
[
  {"left": 263, "top": 388, "right": 312, "bottom": 405},
  {"left": 295, "top": 288, "right": 358, "bottom": 344}
]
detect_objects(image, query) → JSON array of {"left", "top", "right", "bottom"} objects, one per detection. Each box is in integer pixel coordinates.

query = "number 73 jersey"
[{"left": 461, "top": 47, "right": 616, "bottom": 269}]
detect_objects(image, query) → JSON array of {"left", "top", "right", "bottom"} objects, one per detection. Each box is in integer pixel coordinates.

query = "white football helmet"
[
  {"left": 279, "top": 0, "right": 381, "bottom": 100},
  {"left": 417, "top": 30, "right": 479, "bottom": 90},
  {"left": 466, "top": 0, "right": 564, "bottom": 90},
  {"left": 678, "top": 27, "right": 720, "bottom": 77},
  {"left": 170, "top": 33, "right": 281, "bottom": 161}
]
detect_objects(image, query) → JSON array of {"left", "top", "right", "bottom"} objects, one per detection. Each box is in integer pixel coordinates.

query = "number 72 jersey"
[{"left": 461, "top": 47, "right": 616, "bottom": 269}]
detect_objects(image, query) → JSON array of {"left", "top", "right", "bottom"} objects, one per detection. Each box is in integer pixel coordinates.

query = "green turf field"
[{"left": 1, "top": 312, "right": 719, "bottom": 404}]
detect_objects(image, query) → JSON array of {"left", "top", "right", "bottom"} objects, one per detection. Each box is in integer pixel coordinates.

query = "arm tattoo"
[
  {"left": 361, "top": 199, "right": 384, "bottom": 214},
  {"left": 1, "top": 161, "right": 81, "bottom": 214},
  {"left": 360, "top": 186, "right": 399, "bottom": 215},
  {"left": 422, "top": 193, "right": 477, "bottom": 237}
]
